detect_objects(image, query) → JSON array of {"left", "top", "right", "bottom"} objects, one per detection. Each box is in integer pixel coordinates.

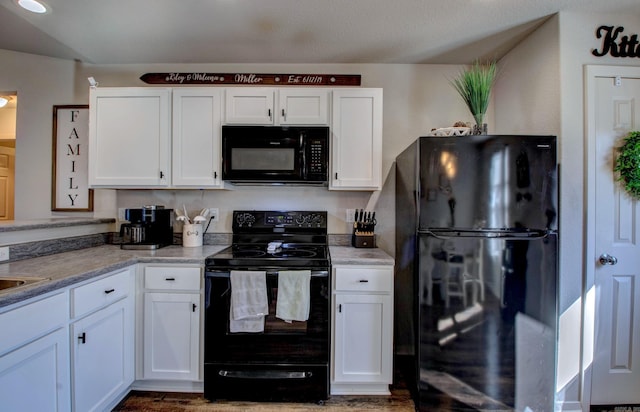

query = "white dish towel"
[
  {"left": 229, "top": 270, "right": 268, "bottom": 333},
  {"left": 276, "top": 270, "right": 311, "bottom": 322}
]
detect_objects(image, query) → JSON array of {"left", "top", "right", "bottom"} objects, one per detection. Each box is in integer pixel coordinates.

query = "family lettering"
[
  {"left": 141, "top": 73, "right": 361, "bottom": 86},
  {"left": 52, "top": 105, "right": 92, "bottom": 211},
  {"left": 592, "top": 25, "right": 640, "bottom": 58},
  {"left": 66, "top": 110, "right": 81, "bottom": 204}
]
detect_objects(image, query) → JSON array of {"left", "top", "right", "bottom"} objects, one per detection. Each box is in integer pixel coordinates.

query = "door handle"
[{"left": 599, "top": 253, "right": 618, "bottom": 265}]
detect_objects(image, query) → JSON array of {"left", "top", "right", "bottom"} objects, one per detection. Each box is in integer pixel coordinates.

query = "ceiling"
[{"left": 0, "top": 0, "right": 638, "bottom": 65}]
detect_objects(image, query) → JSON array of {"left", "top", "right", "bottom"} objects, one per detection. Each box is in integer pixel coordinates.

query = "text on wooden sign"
[{"left": 140, "top": 73, "right": 361, "bottom": 86}]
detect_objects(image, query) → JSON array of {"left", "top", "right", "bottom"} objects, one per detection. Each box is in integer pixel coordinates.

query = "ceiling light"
[
  {"left": 0, "top": 97, "right": 11, "bottom": 108},
  {"left": 18, "top": 0, "right": 47, "bottom": 13}
]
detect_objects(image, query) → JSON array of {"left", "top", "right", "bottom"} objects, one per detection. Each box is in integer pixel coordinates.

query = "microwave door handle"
[{"left": 301, "top": 134, "right": 307, "bottom": 179}]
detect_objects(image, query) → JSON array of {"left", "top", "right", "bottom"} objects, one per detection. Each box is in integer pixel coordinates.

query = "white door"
[
  {"left": 72, "top": 299, "right": 133, "bottom": 412},
  {"left": 590, "top": 69, "right": 640, "bottom": 405},
  {"left": 172, "top": 88, "right": 223, "bottom": 187},
  {"left": 0, "top": 146, "right": 15, "bottom": 220},
  {"left": 89, "top": 88, "right": 171, "bottom": 187},
  {"left": 333, "top": 293, "right": 392, "bottom": 383},
  {"left": 278, "top": 89, "right": 329, "bottom": 125},
  {"left": 224, "top": 88, "right": 274, "bottom": 124},
  {"left": 330, "top": 88, "right": 383, "bottom": 190},
  {"left": 0, "top": 329, "right": 69, "bottom": 411},
  {"left": 143, "top": 292, "right": 200, "bottom": 380}
]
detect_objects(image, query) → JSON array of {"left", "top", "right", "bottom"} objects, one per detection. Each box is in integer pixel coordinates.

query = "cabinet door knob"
[
  {"left": 165, "top": 277, "right": 175, "bottom": 281},
  {"left": 104, "top": 288, "right": 115, "bottom": 294},
  {"left": 78, "top": 332, "right": 86, "bottom": 344},
  {"left": 359, "top": 279, "right": 369, "bottom": 283}
]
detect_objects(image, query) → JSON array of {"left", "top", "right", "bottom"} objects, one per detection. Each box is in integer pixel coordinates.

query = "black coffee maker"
[{"left": 120, "top": 205, "right": 174, "bottom": 249}]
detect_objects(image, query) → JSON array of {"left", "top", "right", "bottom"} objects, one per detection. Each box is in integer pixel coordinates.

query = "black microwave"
[{"left": 222, "top": 125, "right": 329, "bottom": 185}]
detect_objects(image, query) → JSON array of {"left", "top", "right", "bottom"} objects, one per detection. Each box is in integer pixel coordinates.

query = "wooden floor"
[{"left": 112, "top": 388, "right": 416, "bottom": 412}]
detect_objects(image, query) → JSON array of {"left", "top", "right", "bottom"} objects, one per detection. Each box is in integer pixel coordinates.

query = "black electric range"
[{"left": 203, "top": 210, "right": 331, "bottom": 403}]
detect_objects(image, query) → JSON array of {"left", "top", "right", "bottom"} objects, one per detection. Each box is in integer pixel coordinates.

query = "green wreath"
[{"left": 614, "top": 130, "right": 640, "bottom": 199}]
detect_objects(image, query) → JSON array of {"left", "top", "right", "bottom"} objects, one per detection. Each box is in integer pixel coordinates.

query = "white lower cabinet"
[
  {"left": 141, "top": 265, "right": 202, "bottom": 383},
  {"left": 70, "top": 268, "right": 135, "bottom": 412},
  {"left": 0, "top": 293, "right": 69, "bottom": 411},
  {"left": 331, "top": 265, "right": 393, "bottom": 395}
]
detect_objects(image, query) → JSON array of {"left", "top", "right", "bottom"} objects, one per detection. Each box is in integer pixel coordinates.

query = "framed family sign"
[{"left": 51, "top": 105, "right": 93, "bottom": 211}]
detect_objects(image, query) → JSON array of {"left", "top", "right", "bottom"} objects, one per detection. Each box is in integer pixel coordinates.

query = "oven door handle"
[
  {"left": 205, "top": 270, "right": 329, "bottom": 278},
  {"left": 218, "top": 370, "right": 313, "bottom": 379}
]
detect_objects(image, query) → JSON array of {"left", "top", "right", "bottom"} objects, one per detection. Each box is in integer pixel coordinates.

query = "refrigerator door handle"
[{"left": 420, "top": 228, "right": 551, "bottom": 240}]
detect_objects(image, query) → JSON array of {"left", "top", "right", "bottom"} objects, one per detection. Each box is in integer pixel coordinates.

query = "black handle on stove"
[{"left": 205, "top": 269, "right": 329, "bottom": 278}]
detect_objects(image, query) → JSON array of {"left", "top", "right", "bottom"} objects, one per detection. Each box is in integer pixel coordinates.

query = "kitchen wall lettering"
[
  {"left": 51, "top": 105, "right": 93, "bottom": 211},
  {"left": 140, "top": 72, "right": 361, "bottom": 86},
  {"left": 592, "top": 25, "right": 640, "bottom": 58}
]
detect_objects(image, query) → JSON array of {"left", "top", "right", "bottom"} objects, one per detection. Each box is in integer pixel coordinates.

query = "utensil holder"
[{"left": 183, "top": 223, "right": 203, "bottom": 247}]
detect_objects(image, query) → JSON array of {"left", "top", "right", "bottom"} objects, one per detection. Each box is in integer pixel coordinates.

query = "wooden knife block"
[{"left": 352, "top": 233, "right": 375, "bottom": 248}]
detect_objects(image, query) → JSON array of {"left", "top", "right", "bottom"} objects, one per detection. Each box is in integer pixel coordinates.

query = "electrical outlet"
[
  {"left": 209, "top": 208, "right": 219, "bottom": 222},
  {"left": 118, "top": 208, "right": 126, "bottom": 221},
  {"left": 346, "top": 208, "right": 355, "bottom": 223},
  {"left": 0, "top": 247, "right": 9, "bottom": 262}
]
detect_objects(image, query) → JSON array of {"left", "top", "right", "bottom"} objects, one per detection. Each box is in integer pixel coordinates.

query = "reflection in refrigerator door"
[{"left": 395, "top": 135, "right": 558, "bottom": 411}]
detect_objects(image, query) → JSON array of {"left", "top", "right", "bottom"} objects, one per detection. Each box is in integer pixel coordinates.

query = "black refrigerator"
[{"left": 395, "top": 135, "right": 558, "bottom": 411}]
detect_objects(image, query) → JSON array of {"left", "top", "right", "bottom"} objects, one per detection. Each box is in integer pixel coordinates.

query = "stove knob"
[
  {"left": 295, "top": 215, "right": 308, "bottom": 226},
  {"left": 237, "top": 213, "right": 256, "bottom": 227},
  {"left": 306, "top": 214, "right": 321, "bottom": 226}
]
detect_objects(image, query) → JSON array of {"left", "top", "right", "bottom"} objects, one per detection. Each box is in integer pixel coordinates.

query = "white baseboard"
[
  {"left": 130, "top": 379, "right": 204, "bottom": 393},
  {"left": 330, "top": 382, "right": 391, "bottom": 395}
]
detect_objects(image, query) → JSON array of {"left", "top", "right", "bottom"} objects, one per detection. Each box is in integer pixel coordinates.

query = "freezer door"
[
  {"left": 418, "top": 135, "right": 557, "bottom": 231},
  {"left": 416, "top": 232, "right": 557, "bottom": 410}
]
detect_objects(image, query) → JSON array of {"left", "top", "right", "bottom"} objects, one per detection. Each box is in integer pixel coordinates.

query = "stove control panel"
[{"left": 233, "top": 211, "right": 326, "bottom": 229}]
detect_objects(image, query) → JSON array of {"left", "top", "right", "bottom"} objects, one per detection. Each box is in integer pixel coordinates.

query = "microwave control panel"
[{"left": 307, "top": 138, "right": 328, "bottom": 177}]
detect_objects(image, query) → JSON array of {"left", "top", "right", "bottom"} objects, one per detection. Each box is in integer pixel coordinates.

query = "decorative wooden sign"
[
  {"left": 52, "top": 105, "right": 93, "bottom": 211},
  {"left": 140, "top": 73, "right": 361, "bottom": 86},
  {"left": 592, "top": 25, "right": 640, "bottom": 58}
]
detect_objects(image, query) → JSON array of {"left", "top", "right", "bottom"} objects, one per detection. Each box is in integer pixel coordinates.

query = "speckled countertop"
[
  {"left": 0, "top": 244, "right": 394, "bottom": 309},
  {"left": 329, "top": 246, "right": 394, "bottom": 265},
  {"left": 0, "top": 244, "right": 226, "bottom": 309}
]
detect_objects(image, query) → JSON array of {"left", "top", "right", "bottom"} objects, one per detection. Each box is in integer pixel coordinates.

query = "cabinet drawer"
[
  {"left": 334, "top": 267, "right": 392, "bottom": 293},
  {"left": 0, "top": 292, "right": 67, "bottom": 355},
  {"left": 144, "top": 266, "right": 201, "bottom": 291},
  {"left": 71, "top": 269, "right": 131, "bottom": 318}
]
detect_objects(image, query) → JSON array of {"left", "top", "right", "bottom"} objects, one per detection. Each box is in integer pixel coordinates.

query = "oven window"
[
  {"left": 232, "top": 148, "right": 295, "bottom": 170},
  {"left": 205, "top": 272, "right": 329, "bottom": 363}
]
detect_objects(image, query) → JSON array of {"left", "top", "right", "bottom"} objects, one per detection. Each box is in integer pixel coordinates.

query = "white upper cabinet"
[
  {"left": 278, "top": 88, "right": 329, "bottom": 125},
  {"left": 225, "top": 88, "right": 329, "bottom": 125},
  {"left": 89, "top": 87, "right": 172, "bottom": 187},
  {"left": 90, "top": 87, "right": 225, "bottom": 189},
  {"left": 224, "top": 88, "right": 274, "bottom": 124},
  {"left": 330, "top": 88, "right": 383, "bottom": 191},
  {"left": 172, "top": 88, "right": 223, "bottom": 187},
  {"left": 89, "top": 86, "right": 382, "bottom": 190}
]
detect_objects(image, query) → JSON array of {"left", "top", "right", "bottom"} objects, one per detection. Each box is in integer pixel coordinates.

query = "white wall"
[
  {"left": 73, "top": 63, "right": 477, "bottom": 253},
  {"left": 496, "top": 11, "right": 640, "bottom": 411},
  {"left": 558, "top": 11, "right": 640, "bottom": 411},
  {"left": 0, "top": 49, "right": 82, "bottom": 219}
]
